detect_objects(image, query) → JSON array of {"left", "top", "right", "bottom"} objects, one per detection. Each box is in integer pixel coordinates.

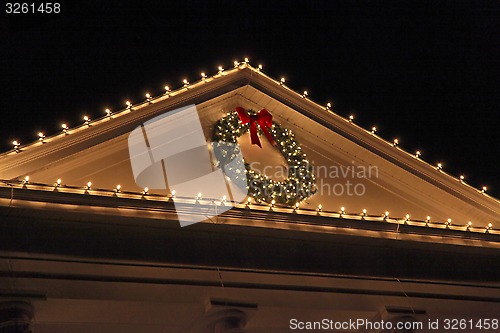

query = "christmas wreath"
[{"left": 212, "top": 107, "right": 317, "bottom": 206}]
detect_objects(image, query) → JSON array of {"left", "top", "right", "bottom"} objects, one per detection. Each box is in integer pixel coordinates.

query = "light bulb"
[{"left": 13, "top": 140, "right": 20, "bottom": 152}]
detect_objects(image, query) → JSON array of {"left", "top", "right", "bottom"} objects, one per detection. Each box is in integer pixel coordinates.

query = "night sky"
[{"left": 1, "top": 1, "right": 498, "bottom": 197}]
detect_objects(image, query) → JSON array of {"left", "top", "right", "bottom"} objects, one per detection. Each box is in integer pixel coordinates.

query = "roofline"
[
  {"left": 0, "top": 64, "right": 498, "bottom": 214},
  {"left": 1, "top": 180, "right": 498, "bottom": 238}
]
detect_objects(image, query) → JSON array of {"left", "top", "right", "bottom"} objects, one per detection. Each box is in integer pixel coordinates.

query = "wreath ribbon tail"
[{"left": 249, "top": 121, "right": 262, "bottom": 148}]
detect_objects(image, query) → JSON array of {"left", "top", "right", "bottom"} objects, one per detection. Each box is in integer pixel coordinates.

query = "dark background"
[{"left": 0, "top": 0, "right": 498, "bottom": 197}]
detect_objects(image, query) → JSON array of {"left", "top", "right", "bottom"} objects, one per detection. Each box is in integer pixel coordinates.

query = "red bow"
[{"left": 235, "top": 107, "right": 277, "bottom": 148}]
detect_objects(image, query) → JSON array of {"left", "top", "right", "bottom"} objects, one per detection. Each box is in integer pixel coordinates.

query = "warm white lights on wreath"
[{"left": 212, "top": 108, "right": 317, "bottom": 206}]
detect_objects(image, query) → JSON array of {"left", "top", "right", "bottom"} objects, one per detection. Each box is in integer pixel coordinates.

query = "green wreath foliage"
[{"left": 212, "top": 110, "right": 317, "bottom": 206}]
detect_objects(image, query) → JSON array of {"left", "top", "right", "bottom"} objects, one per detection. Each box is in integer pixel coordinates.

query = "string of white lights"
[
  {"left": 3, "top": 59, "right": 494, "bottom": 198},
  {"left": 2, "top": 178, "right": 496, "bottom": 234}
]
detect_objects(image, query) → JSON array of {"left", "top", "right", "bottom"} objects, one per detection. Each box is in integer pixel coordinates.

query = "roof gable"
[{"left": 0, "top": 64, "right": 498, "bottom": 231}]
